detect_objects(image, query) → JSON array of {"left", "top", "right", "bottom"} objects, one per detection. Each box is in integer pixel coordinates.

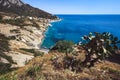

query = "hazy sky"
[{"left": 23, "top": 0, "right": 120, "bottom": 14}]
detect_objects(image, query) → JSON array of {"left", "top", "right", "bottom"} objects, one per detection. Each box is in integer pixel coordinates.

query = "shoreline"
[
  {"left": 38, "top": 18, "right": 62, "bottom": 53},
  {"left": 0, "top": 16, "right": 61, "bottom": 67}
]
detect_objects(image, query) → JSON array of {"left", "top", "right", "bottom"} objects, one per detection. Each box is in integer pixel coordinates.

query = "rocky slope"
[
  {"left": 0, "top": 0, "right": 58, "bottom": 70},
  {"left": 0, "top": 0, "right": 57, "bottom": 19},
  {"left": 0, "top": 14, "right": 55, "bottom": 69}
]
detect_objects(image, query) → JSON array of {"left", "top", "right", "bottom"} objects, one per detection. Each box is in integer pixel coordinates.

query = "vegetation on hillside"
[
  {"left": 0, "top": 15, "right": 26, "bottom": 27},
  {"left": 51, "top": 32, "right": 120, "bottom": 72},
  {"left": 0, "top": 16, "right": 41, "bottom": 28},
  {"left": 0, "top": 32, "right": 120, "bottom": 80},
  {"left": 0, "top": 18, "right": 25, "bottom": 27},
  {"left": 20, "top": 48, "right": 44, "bottom": 57},
  {"left": 81, "top": 32, "right": 120, "bottom": 67},
  {"left": 0, "top": 34, "right": 15, "bottom": 74},
  {"left": 52, "top": 40, "right": 74, "bottom": 55},
  {"left": 0, "top": 34, "right": 10, "bottom": 52},
  {"left": 0, "top": 51, "right": 120, "bottom": 80}
]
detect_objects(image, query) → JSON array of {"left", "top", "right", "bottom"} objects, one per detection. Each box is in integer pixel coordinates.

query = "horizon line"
[{"left": 54, "top": 14, "right": 120, "bottom": 15}]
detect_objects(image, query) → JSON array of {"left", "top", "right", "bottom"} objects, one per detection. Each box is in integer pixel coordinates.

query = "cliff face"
[{"left": 0, "top": 0, "right": 57, "bottom": 19}]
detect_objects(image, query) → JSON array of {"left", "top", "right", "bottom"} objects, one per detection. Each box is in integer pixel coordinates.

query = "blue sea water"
[{"left": 41, "top": 15, "right": 120, "bottom": 49}]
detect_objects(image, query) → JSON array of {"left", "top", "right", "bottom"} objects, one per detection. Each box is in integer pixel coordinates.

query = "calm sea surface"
[{"left": 41, "top": 15, "right": 120, "bottom": 48}]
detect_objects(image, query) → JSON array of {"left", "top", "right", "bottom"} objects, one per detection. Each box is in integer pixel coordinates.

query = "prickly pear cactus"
[{"left": 81, "top": 32, "right": 120, "bottom": 67}]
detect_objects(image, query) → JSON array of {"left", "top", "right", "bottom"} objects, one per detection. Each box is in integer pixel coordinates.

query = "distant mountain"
[{"left": 0, "top": 0, "right": 57, "bottom": 19}]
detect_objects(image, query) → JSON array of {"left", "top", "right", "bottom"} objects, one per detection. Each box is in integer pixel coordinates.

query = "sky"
[{"left": 22, "top": 0, "right": 120, "bottom": 14}]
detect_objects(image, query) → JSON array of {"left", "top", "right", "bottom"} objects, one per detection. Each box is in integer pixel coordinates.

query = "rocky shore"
[{"left": 0, "top": 14, "right": 58, "bottom": 67}]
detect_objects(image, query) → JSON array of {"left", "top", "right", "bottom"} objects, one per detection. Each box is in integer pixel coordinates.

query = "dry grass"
[{"left": 0, "top": 51, "right": 120, "bottom": 80}]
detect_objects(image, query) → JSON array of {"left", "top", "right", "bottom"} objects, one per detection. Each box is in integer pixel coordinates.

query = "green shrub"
[
  {"left": 34, "top": 52, "right": 44, "bottom": 57},
  {"left": 20, "top": 48, "right": 35, "bottom": 53},
  {"left": 52, "top": 40, "right": 74, "bottom": 55},
  {"left": 1, "top": 18, "right": 25, "bottom": 27},
  {"left": 20, "top": 48, "right": 44, "bottom": 57}
]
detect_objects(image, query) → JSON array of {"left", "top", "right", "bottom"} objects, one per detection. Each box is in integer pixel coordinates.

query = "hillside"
[
  {"left": 0, "top": 13, "right": 120, "bottom": 80},
  {"left": 0, "top": 0, "right": 60, "bottom": 76},
  {"left": 0, "top": 0, "right": 120, "bottom": 80},
  {"left": 0, "top": 0, "right": 57, "bottom": 19},
  {"left": 0, "top": 50, "right": 120, "bottom": 80}
]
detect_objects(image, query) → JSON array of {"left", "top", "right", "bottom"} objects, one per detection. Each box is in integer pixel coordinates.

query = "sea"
[{"left": 41, "top": 15, "right": 120, "bottom": 49}]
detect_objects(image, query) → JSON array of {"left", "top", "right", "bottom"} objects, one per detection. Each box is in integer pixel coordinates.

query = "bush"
[
  {"left": 26, "top": 62, "right": 44, "bottom": 77},
  {"left": 81, "top": 32, "right": 120, "bottom": 67},
  {"left": 1, "top": 18, "right": 25, "bottom": 27},
  {"left": 20, "top": 48, "right": 35, "bottom": 53},
  {"left": 32, "top": 21, "right": 40, "bottom": 28},
  {"left": 10, "top": 29, "right": 20, "bottom": 33},
  {"left": 0, "top": 34, "right": 15, "bottom": 63},
  {"left": 52, "top": 56, "right": 82, "bottom": 72},
  {"left": 52, "top": 40, "right": 74, "bottom": 55},
  {"left": 0, "top": 62, "right": 11, "bottom": 74},
  {"left": 34, "top": 51, "right": 44, "bottom": 57},
  {"left": 8, "top": 36, "right": 16, "bottom": 40},
  {"left": 0, "top": 34, "right": 10, "bottom": 52},
  {"left": 20, "top": 48, "right": 44, "bottom": 57}
]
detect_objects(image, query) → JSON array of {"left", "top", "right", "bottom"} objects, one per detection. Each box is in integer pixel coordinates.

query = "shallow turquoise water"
[{"left": 41, "top": 15, "right": 120, "bottom": 49}]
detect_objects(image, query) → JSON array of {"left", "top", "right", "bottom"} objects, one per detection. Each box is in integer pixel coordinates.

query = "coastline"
[
  {"left": 0, "top": 16, "right": 61, "bottom": 67},
  {"left": 38, "top": 18, "right": 62, "bottom": 53},
  {"left": 0, "top": 14, "right": 61, "bottom": 67}
]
